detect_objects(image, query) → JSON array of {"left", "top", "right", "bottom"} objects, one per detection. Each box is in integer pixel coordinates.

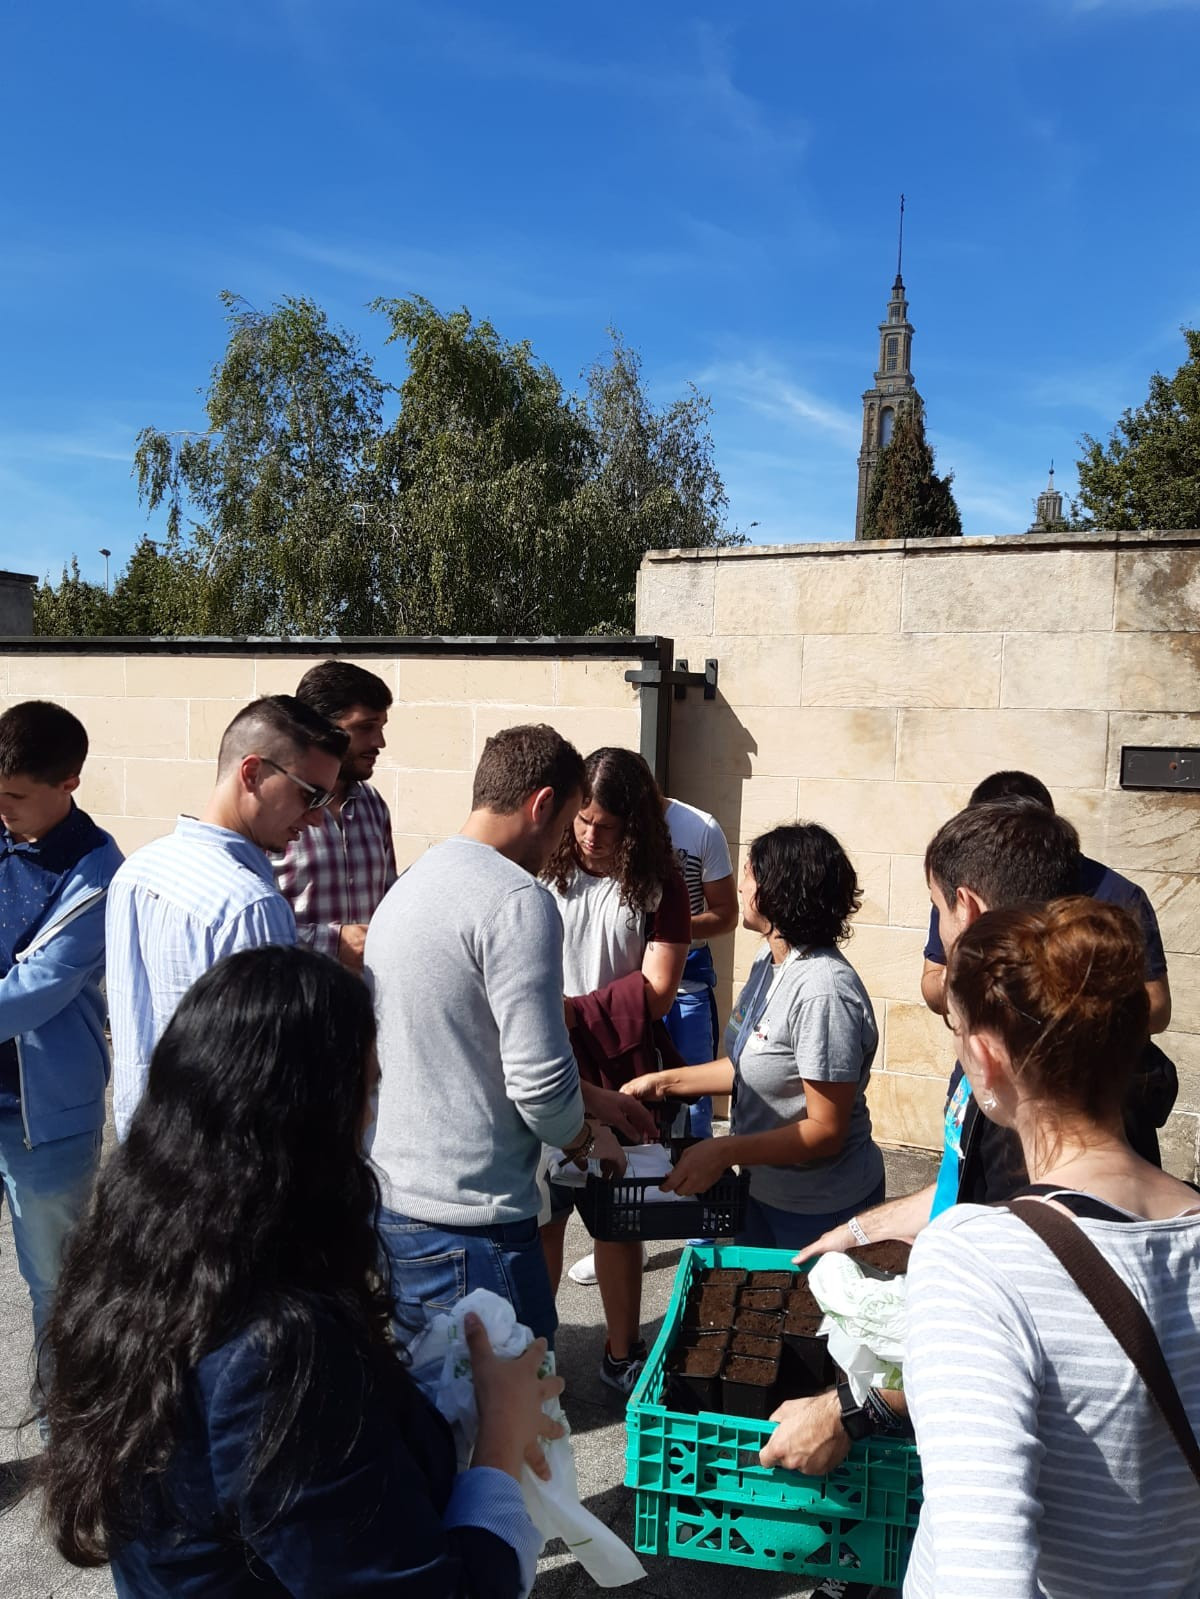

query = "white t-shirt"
[
  {"left": 551, "top": 871, "right": 658, "bottom": 996},
  {"left": 664, "top": 799, "right": 733, "bottom": 989}
]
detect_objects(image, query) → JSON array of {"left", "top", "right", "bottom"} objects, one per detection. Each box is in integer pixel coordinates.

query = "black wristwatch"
[{"left": 836, "top": 1377, "right": 875, "bottom": 1442}]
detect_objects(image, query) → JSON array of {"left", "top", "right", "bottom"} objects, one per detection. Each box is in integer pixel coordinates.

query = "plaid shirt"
[{"left": 273, "top": 782, "right": 397, "bottom": 959}]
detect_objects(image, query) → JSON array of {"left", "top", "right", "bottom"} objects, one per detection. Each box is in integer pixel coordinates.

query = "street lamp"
[{"left": 99, "top": 549, "right": 112, "bottom": 593}]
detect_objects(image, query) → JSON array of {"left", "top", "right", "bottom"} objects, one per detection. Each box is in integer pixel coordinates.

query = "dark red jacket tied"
[{"left": 568, "top": 971, "right": 687, "bottom": 1093}]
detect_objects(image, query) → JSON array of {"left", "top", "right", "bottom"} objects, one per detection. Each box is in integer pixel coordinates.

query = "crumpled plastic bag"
[
  {"left": 408, "top": 1288, "right": 646, "bottom": 1588},
  {"left": 808, "top": 1253, "right": 907, "bottom": 1404}
]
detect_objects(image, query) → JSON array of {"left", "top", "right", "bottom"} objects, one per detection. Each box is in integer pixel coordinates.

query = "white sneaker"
[
  {"left": 568, "top": 1252, "right": 598, "bottom": 1285},
  {"left": 567, "top": 1245, "right": 649, "bottom": 1285}
]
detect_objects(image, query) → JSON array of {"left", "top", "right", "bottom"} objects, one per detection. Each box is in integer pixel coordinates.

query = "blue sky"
[{"left": 3, "top": 0, "right": 1199, "bottom": 585}]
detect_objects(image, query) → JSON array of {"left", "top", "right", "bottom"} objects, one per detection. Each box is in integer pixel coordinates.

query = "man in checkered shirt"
[{"left": 273, "top": 661, "right": 397, "bottom": 971}]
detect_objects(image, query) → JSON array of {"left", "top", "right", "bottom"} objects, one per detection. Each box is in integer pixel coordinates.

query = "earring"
[{"left": 980, "top": 1091, "right": 998, "bottom": 1111}]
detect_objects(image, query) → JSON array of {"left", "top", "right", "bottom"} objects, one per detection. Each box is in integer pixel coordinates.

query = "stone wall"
[
  {"left": 0, "top": 642, "right": 646, "bottom": 869},
  {"left": 639, "top": 530, "right": 1200, "bottom": 1180}
]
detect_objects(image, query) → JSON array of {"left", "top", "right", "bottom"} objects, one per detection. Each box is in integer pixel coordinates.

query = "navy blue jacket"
[{"left": 110, "top": 1313, "right": 536, "bottom": 1597}]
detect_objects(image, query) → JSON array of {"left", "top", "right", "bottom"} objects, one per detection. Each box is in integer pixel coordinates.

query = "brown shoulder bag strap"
[{"left": 1008, "top": 1198, "right": 1200, "bottom": 1486}]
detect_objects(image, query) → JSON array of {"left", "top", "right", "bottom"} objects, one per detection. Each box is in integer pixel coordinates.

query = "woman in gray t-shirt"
[{"left": 624, "top": 823, "right": 885, "bottom": 1250}]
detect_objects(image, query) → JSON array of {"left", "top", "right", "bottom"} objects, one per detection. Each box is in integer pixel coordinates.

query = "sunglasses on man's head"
[{"left": 258, "top": 757, "right": 335, "bottom": 812}]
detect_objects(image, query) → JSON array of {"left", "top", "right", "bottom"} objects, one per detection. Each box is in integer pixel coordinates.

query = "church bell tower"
[{"left": 855, "top": 198, "right": 924, "bottom": 538}]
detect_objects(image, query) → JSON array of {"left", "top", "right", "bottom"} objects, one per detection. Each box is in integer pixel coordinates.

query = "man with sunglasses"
[{"left": 106, "top": 696, "right": 347, "bottom": 1138}]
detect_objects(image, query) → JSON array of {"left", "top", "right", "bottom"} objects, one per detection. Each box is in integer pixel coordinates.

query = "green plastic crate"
[{"left": 626, "top": 1243, "right": 922, "bottom": 1583}]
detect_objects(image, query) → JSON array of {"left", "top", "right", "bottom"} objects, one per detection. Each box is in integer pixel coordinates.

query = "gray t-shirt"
[
  {"left": 726, "top": 944, "right": 883, "bottom": 1213},
  {"left": 365, "top": 836, "right": 584, "bottom": 1226}
]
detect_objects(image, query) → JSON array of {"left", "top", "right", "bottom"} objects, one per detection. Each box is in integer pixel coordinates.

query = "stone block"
[
  {"left": 188, "top": 699, "right": 240, "bottom": 762},
  {"left": 397, "top": 656, "right": 556, "bottom": 705},
  {"left": 472, "top": 704, "right": 640, "bottom": 766},
  {"left": 393, "top": 769, "right": 474, "bottom": 839},
  {"left": 91, "top": 815, "right": 173, "bottom": 857},
  {"left": 1166, "top": 955, "right": 1200, "bottom": 1036},
  {"left": 791, "top": 777, "right": 969, "bottom": 857},
  {"left": 902, "top": 548, "right": 1115, "bottom": 634},
  {"left": 883, "top": 1001, "right": 956, "bottom": 1081},
  {"left": 740, "top": 707, "right": 898, "bottom": 781},
  {"left": 1120, "top": 870, "right": 1200, "bottom": 957},
  {"left": 127, "top": 655, "right": 254, "bottom": 700},
  {"left": 865, "top": 1071, "right": 945, "bottom": 1152},
  {"left": 1165, "top": 1030, "right": 1200, "bottom": 1114},
  {"left": 699, "top": 774, "right": 800, "bottom": 847},
  {"left": 713, "top": 551, "right": 902, "bottom": 637},
  {"left": 60, "top": 696, "right": 187, "bottom": 759},
  {"left": 1085, "top": 789, "right": 1198, "bottom": 874},
  {"left": 392, "top": 833, "right": 433, "bottom": 873},
  {"left": 1157, "top": 1111, "right": 1198, "bottom": 1184},
  {"left": 896, "top": 708, "right": 1109, "bottom": 790},
  {"left": 679, "top": 633, "right": 807, "bottom": 709},
  {"left": 10, "top": 654, "right": 126, "bottom": 698},
  {"left": 855, "top": 851, "right": 891, "bottom": 926},
  {"left": 636, "top": 557, "right": 715, "bottom": 637},
  {"left": 124, "top": 759, "right": 214, "bottom": 820},
  {"left": 74, "top": 757, "right": 124, "bottom": 818},
  {"left": 1002, "top": 632, "right": 1200, "bottom": 713},
  {"left": 849, "top": 923, "right": 927, "bottom": 1004},
  {"left": 385, "top": 704, "right": 474, "bottom": 771},
  {"left": 253, "top": 654, "right": 399, "bottom": 699},
  {"left": 802, "top": 633, "right": 1003, "bottom": 710},
  {"left": 554, "top": 660, "right": 641, "bottom": 710},
  {"left": 1115, "top": 546, "right": 1200, "bottom": 633},
  {"left": 890, "top": 854, "right": 933, "bottom": 931}
]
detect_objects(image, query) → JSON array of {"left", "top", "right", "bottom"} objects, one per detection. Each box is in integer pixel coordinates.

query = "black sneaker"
[{"left": 600, "top": 1339, "right": 648, "bottom": 1397}]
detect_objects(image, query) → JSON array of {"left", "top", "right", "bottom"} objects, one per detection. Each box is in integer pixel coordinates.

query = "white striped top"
[
  {"left": 106, "top": 817, "right": 296, "bottom": 1139},
  {"left": 904, "top": 1199, "right": 1200, "bottom": 1599}
]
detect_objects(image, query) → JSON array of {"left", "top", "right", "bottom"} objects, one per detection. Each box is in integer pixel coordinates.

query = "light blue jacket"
[{"left": 2, "top": 833, "right": 123, "bottom": 1147}]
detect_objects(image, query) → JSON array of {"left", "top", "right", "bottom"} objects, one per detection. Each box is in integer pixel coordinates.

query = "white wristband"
[{"left": 847, "top": 1216, "right": 871, "bottom": 1247}]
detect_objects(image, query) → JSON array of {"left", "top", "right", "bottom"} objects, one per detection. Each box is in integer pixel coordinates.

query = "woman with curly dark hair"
[
  {"left": 624, "top": 822, "right": 885, "bottom": 1251},
  {"left": 541, "top": 748, "right": 691, "bottom": 1395},
  {"left": 37, "top": 946, "right": 559, "bottom": 1597}
]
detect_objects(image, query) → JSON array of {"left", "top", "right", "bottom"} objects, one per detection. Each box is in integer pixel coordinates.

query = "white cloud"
[{"left": 701, "top": 359, "right": 860, "bottom": 446}]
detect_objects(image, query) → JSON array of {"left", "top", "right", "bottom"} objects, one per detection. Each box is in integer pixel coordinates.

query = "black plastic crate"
[{"left": 577, "top": 1139, "right": 750, "bottom": 1242}]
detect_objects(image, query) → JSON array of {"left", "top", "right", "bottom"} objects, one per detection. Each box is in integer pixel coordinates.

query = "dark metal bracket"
[{"left": 624, "top": 657, "right": 718, "bottom": 701}]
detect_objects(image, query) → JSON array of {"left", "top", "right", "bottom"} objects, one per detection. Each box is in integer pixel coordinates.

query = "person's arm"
[
  {"left": 760, "top": 1386, "right": 909, "bottom": 1473},
  {"left": 904, "top": 1226, "right": 1044, "bottom": 1599},
  {"left": 0, "top": 890, "right": 107, "bottom": 1040},
  {"left": 209, "top": 1334, "right": 541, "bottom": 1599},
  {"left": 622, "top": 1058, "right": 737, "bottom": 1101},
  {"left": 920, "top": 958, "right": 947, "bottom": 1016},
  {"left": 691, "top": 873, "right": 737, "bottom": 941},
  {"left": 642, "top": 937, "right": 688, "bottom": 1021},
  {"left": 793, "top": 1182, "right": 936, "bottom": 1262},
  {"left": 487, "top": 888, "right": 584, "bottom": 1151},
  {"left": 1145, "top": 976, "right": 1172, "bottom": 1034},
  {"left": 661, "top": 1078, "right": 859, "bottom": 1196}
]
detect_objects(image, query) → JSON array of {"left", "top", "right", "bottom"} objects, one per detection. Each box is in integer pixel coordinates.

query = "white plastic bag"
[
  {"left": 808, "top": 1253, "right": 907, "bottom": 1404},
  {"left": 408, "top": 1289, "right": 646, "bottom": 1587}
]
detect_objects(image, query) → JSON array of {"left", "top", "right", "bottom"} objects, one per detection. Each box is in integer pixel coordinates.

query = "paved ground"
[{"left": 0, "top": 1142, "right": 937, "bottom": 1596}]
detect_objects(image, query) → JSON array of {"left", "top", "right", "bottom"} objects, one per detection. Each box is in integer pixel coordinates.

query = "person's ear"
[
  {"left": 527, "top": 784, "right": 557, "bottom": 828},
  {"left": 966, "top": 1028, "right": 1011, "bottom": 1101},
  {"left": 62, "top": 773, "right": 81, "bottom": 797},
  {"left": 957, "top": 885, "right": 988, "bottom": 927},
  {"left": 237, "top": 754, "right": 263, "bottom": 797}
]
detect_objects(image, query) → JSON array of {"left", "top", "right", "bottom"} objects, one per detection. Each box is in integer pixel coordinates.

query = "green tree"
[
  {"left": 38, "top": 292, "right": 737, "bottom": 637},
  {"left": 1073, "top": 328, "right": 1200, "bottom": 529},
  {"left": 860, "top": 408, "right": 962, "bottom": 541},
  {"left": 33, "top": 559, "right": 114, "bottom": 635}
]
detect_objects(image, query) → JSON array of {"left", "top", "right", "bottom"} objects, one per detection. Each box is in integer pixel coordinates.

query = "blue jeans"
[
  {"left": 735, "top": 1177, "right": 886, "bottom": 1252},
  {"left": 0, "top": 1115, "right": 102, "bottom": 1425},
  {"left": 665, "top": 949, "right": 720, "bottom": 1140},
  {"left": 378, "top": 1208, "right": 558, "bottom": 1349}
]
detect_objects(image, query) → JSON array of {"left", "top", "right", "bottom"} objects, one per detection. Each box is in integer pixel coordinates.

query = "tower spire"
[{"left": 897, "top": 193, "right": 906, "bottom": 280}]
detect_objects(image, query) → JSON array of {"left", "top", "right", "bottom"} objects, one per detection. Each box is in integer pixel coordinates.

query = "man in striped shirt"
[
  {"left": 273, "top": 661, "right": 397, "bottom": 973},
  {"left": 106, "top": 696, "right": 347, "bottom": 1138}
]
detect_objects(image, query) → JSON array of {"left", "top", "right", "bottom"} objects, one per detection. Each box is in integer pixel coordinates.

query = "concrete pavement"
[{"left": 0, "top": 1143, "right": 937, "bottom": 1597}]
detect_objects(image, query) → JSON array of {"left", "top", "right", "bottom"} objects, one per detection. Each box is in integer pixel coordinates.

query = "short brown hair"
[
  {"left": 471, "top": 724, "right": 585, "bottom": 815},
  {"left": 947, "top": 898, "right": 1149, "bottom": 1121},
  {"left": 217, "top": 696, "right": 349, "bottom": 777},
  {"left": 925, "top": 799, "right": 1079, "bottom": 910},
  {"left": 0, "top": 701, "right": 88, "bottom": 784},
  {"left": 294, "top": 661, "right": 392, "bottom": 720}
]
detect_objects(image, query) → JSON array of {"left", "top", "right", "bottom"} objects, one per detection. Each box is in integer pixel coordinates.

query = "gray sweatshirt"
[{"left": 365, "top": 835, "right": 584, "bottom": 1226}]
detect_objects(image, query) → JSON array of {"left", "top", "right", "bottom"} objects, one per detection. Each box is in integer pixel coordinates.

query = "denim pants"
[
  {"left": 664, "top": 948, "right": 721, "bottom": 1140},
  {"left": 0, "top": 1115, "right": 102, "bottom": 1399},
  {"left": 378, "top": 1208, "right": 559, "bottom": 1349},
  {"left": 735, "top": 1177, "right": 887, "bottom": 1253}
]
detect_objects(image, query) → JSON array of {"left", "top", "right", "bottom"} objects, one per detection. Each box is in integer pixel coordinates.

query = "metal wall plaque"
[{"left": 1119, "top": 747, "right": 1200, "bottom": 792}]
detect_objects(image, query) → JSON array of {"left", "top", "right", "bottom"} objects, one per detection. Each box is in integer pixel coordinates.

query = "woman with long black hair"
[{"left": 38, "top": 945, "right": 557, "bottom": 1597}]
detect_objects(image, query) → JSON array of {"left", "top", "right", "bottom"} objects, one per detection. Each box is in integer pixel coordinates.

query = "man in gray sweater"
[{"left": 366, "top": 724, "right": 624, "bottom": 1347}]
